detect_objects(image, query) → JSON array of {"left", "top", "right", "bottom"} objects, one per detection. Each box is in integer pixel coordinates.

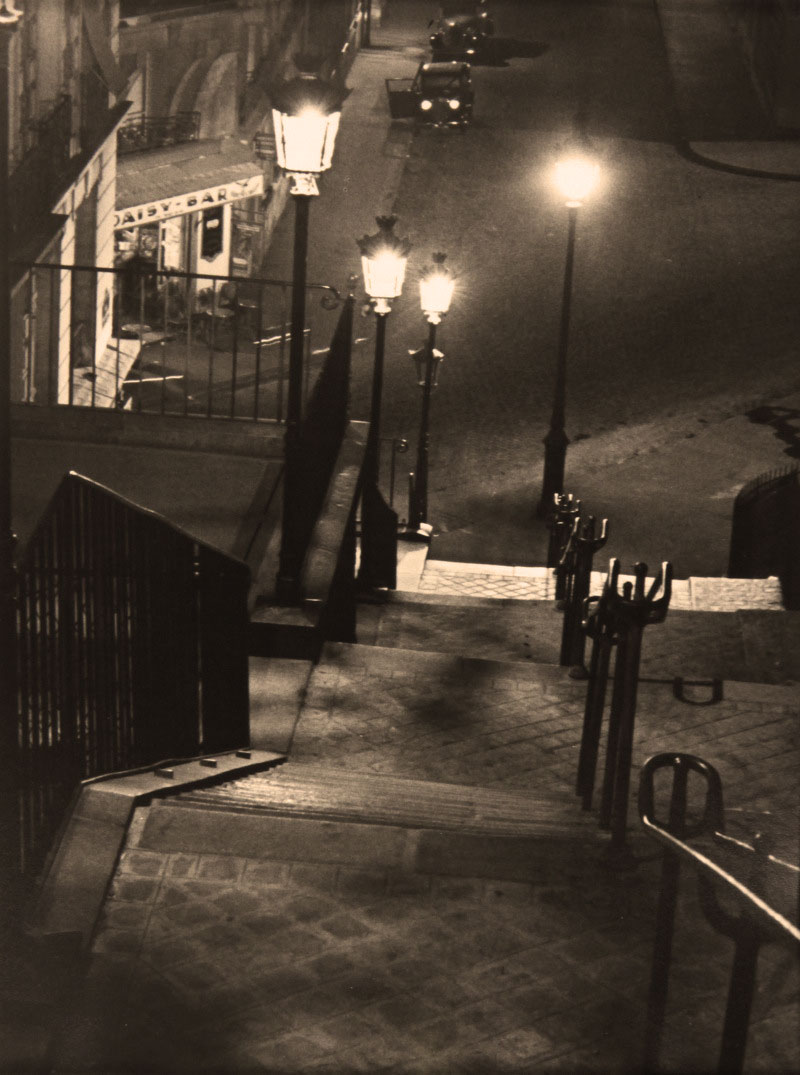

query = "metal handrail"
[
  {"left": 641, "top": 805, "right": 800, "bottom": 944},
  {"left": 638, "top": 752, "right": 799, "bottom": 1074}
]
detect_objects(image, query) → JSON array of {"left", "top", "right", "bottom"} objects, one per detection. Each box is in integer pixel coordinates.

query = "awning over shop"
[{"left": 115, "top": 140, "right": 265, "bottom": 230}]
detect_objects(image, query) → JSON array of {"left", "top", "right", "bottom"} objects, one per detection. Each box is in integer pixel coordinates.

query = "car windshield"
[{"left": 421, "top": 72, "right": 463, "bottom": 92}]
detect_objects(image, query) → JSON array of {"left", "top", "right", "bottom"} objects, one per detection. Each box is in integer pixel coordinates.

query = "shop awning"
[{"left": 115, "top": 140, "right": 265, "bottom": 230}]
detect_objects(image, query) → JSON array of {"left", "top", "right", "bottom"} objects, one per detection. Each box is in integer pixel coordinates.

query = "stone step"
[
  {"left": 137, "top": 765, "right": 602, "bottom": 883},
  {"left": 165, "top": 763, "right": 585, "bottom": 836},
  {"left": 355, "top": 595, "right": 800, "bottom": 683}
]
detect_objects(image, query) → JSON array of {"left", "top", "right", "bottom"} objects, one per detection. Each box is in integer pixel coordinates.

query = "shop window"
[{"left": 201, "top": 206, "right": 224, "bottom": 260}]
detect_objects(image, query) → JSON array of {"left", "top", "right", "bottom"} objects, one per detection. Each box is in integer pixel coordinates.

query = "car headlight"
[
  {"left": 420, "top": 99, "right": 433, "bottom": 111},
  {"left": 448, "top": 98, "right": 461, "bottom": 110}
]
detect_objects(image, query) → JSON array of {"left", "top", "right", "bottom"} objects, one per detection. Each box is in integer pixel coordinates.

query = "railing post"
[
  {"left": 556, "top": 513, "right": 580, "bottom": 613},
  {"left": 638, "top": 754, "right": 726, "bottom": 1072},
  {"left": 559, "top": 514, "right": 608, "bottom": 675},
  {"left": 575, "top": 564, "right": 618, "bottom": 810},
  {"left": 549, "top": 492, "right": 580, "bottom": 605},
  {"left": 597, "top": 560, "right": 673, "bottom": 865}
]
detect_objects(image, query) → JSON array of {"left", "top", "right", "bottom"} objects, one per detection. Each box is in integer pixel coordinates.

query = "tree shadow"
[{"left": 746, "top": 405, "right": 800, "bottom": 460}]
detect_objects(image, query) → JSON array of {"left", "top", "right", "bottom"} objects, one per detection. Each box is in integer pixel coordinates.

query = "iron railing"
[
  {"left": 15, "top": 471, "right": 251, "bottom": 875},
  {"left": 117, "top": 111, "right": 201, "bottom": 154},
  {"left": 12, "top": 261, "right": 341, "bottom": 422},
  {"left": 639, "top": 752, "right": 800, "bottom": 1073},
  {"left": 729, "top": 465, "right": 799, "bottom": 609}
]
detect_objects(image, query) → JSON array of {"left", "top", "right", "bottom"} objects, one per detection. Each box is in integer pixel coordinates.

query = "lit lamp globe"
[
  {"left": 358, "top": 216, "right": 411, "bottom": 316},
  {"left": 271, "top": 69, "right": 347, "bottom": 177},
  {"left": 419, "top": 253, "right": 455, "bottom": 324},
  {"left": 553, "top": 154, "right": 600, "bottom": 207}
]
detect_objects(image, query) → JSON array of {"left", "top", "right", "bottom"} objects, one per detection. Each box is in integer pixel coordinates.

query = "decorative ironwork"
[
  {"left": 117, "top": 111, "right": 201, "bottom": 154},
  {"left": 574, "top": 559, "right": 673, "bottom": 857},
  {"left": 559, "top": 513, "right": 608, "bottom": 674},
  {"left": 14, "top": 472, "right": 250, "bottom": 875}
]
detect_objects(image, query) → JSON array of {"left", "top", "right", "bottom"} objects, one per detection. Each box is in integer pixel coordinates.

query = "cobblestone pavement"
[
  {"left": 52, "top": 823, "right": 799, "bottom": 1074},
  {"left": 414, "top": 561, "right": 785, "bottom": 612}
]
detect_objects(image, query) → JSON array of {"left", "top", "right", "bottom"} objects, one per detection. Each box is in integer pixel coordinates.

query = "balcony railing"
[
  {"left": 117, "top": 111, "right": 201, "bottom": 154},
  {"left": 13, "top": 261, "right": 342, "bottom": 422}
]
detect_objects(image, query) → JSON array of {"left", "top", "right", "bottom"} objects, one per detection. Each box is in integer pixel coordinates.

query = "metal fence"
[
  {"left": 729, "top": 465, "right": 800, "bottom": 609},
  {"left": 117, "top": 111, "right": 201, "bottom": 154},
  {"left": 13, "top": 261, "right": 341, "bottom": 423},
  {"left": 15, "top": 471, "right": 251, "bottom": 875}
]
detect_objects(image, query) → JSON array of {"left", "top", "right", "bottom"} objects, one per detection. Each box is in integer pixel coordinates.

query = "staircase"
[{"left": 36, "top": 555, "right": 800, "bottom": 1075}]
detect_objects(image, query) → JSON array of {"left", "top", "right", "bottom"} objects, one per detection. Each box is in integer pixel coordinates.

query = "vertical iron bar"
[
  {"left": 576, "top": 629, "right": 613, "bottom": 809},
  {"left": 253, "top": 289, "right": 263, "bottom": 421},
  {"left": 642, "top": 760, "right": 690, "bottom": 1070},
  {"left": 48, "top": 266, "right": 58, "bottom": 405},
  {"left": 230, "top": 303, "right": 238, "bottom": 419}
]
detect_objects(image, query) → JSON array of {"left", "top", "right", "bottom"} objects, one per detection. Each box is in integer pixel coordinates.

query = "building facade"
[{"left": 9, "top": 0, "right": 130, "bottom": 406}]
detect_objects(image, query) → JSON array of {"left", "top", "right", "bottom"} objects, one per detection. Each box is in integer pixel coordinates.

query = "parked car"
[
  {"left": 430, "top": 2, "right": 494, "bottom": 60},
  {"left": 437, "top": 1, "right": 494, "bottom": 34},
  {"left": 386, "top": 61, "right": 474, "bottom": 127}
]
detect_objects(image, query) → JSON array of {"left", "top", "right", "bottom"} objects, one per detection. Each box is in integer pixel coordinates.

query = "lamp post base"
[{"left": 536, "top": 426, "right": 570, "bottom": 520}]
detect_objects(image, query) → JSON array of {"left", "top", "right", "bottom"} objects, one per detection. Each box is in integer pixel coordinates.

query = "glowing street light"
[
  {"left": 409, "top": 253, "right": 454, "bottom": 532},
  {"left": 356, "top": 217, "right": 411, "bottom": 588},
  {"left": 272, "top": 62, "right": 347, "bottom": 601},
  {"left": 419, "top": 252, "right": 456, "bottom": 324}
]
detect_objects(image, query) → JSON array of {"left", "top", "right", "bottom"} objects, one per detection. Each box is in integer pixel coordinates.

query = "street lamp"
[
  {"left": 271, "top": 62, "right": 347, "bottom": 601},
  {"left": 536, "top": 143, "right": 600, "bottom": 518},
  {"left": 357, "top": 216, "right": 410, "bottom": 588},
  {"left": 408, "top": 253, "right": 454, "bottom": 534}
]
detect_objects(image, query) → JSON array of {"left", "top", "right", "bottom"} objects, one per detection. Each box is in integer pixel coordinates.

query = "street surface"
[{"left": 271, "top": 0, "right": 800, "bottom": 569}]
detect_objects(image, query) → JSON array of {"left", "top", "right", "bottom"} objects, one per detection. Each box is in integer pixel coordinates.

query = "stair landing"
[{"left": 410, "top": 558, "right": 785, "bottom": 611}]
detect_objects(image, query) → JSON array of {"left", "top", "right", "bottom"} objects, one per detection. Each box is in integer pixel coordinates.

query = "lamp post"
[
  {"left": 408, "top": 253, "right": 454, "bottom": 534},
  {"left": 356, "top": 216, "right": 410, "bottom": 588},
  {"left": 536, "top": 146, "right": 600, "bottom": 519},
  {"left": 0, "top": 2, "right": 20, "bottom": 882},
  {"left": 271, "top": 63, "right": 346, "bottom": 601}
]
